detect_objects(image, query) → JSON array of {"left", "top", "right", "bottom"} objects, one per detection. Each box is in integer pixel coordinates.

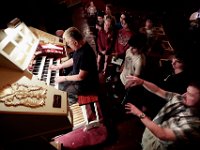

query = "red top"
[{"left": 97, "top": 29, "right": 114, "bottom": 55}]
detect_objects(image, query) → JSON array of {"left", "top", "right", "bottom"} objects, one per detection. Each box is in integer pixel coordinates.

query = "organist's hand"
[
  {"left": 55, "top": 76, "right": 66, "bottom": 83},
  {"left": 49, "top": 65, "right": 60, "bottom": 71}
]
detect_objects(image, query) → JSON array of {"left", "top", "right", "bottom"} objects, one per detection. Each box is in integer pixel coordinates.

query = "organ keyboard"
[{"left": 30, "top": 56, "right": 60, "bottom": 89}]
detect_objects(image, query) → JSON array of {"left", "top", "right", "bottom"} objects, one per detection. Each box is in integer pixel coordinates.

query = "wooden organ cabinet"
[{"left": 0, "top": 18, "right": 84, "bottom": 149}]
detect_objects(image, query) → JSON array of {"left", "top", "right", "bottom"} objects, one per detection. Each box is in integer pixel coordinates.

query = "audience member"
[
  {"left": 143, "top": 51, "right": 190, "bottom": 117},
  {"left": 104, "top": 3, "right": 116, "bottom": 28},
  {"left": 115, "top": 11, "right": 128, "bottom": 30},
  {"left": 87, "top": 1, "right": 97, "bottom": 17},
  {"left": 87, "top": 1, "right": 97, "bottom": 26},
  {"left": 106, "top": 15, "right": 133, "bottom": 86},
  {"left": 139, "top": 19, "right": 154, "bottom": 37},
  {"left": 97, "top": 16, "right": 114, "bottom": 75},
  {"left": 112, "top": 14, "right": 133, "bottom": 59},
  {"left": 120, "top": 34, "right": 146, "bottom": 106},
  {"left": 159, "top": 51, "right": 190, "bottom": 94},
  {"left": 95, "top": 10, "right": 105, "bottom": 32},
  {"left": 125, "top": 76, "right": 200, "bottom": 150},
  {"left": 94, "top": 10, "right": 105, "bottom": 51},
  {"left": 120, "top": 34, "right": 146, "bottom": 85},
  {"left": 49, "top": 27, "right": 99, "bottom": 105},
  {"left": 111, "top": 34, "right": 146, "bottom": 105},
  {"left": 139, "top": 18, "right": 155, "bottom": 51}
]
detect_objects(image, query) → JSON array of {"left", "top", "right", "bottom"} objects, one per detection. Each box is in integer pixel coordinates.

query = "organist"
[{"left": 49, "top": 27, "right": 99, "bottom": 105}]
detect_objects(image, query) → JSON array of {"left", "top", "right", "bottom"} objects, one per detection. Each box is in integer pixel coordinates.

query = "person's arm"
[
  {"left": 59, "top": 58, "right": 73, "bottom": 69},
  {"left": 105, "top": 32, "right": 114, "bottom": 52},
  {"left": 133, "top": 57, "right": 143, "bottom": 77},
  {"left": 65, "top": 69, "right": 88, "bottom": 81},
  {"left": 125, "top": 75, "right": 167, "bottom": 99},
  {"left": 125, "top": 103, "right": 176, "bottom": 141},
  {"left": 55, "top": 69, "right": 88, "bottom": 83},
  {"left": 49, "top": 58, "right": 73, "bottom": 71}
]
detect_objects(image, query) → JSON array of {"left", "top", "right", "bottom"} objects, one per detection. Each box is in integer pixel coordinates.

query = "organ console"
[{"left": 0, "top": 18, "right": 85, "bottom": 149}]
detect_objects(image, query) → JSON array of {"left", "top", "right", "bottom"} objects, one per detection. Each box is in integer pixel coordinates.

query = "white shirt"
[{"left": 120, "top": 47, "right": 145, "bottom": 85}]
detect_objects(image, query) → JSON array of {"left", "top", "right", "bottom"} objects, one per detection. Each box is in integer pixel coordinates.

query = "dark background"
[{"left": 1, "top": 0, "right": 200, "bottom": 75}]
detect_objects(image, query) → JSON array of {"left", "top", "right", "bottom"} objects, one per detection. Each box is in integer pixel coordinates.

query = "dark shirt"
[
  {"left": 161, "top": 71, "right": 189, "bottom": 94},
  {"left": 72, "top": 42, "right": 99, "bottom": 94}
]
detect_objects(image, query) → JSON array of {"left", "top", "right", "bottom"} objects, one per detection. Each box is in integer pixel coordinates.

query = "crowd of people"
[{"left": 51, "top": 1, "right": 200, "bottom": 149}]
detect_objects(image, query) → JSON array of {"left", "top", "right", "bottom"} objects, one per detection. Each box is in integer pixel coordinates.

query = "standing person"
[
  {"left": 139, "top": 18, "right": 155, "bottom": 52},
  {"left": 95, "top": 10, "right": 105, "bottom": 32},
  {"left": 105, "top": 15, "right": 133, "bottom": 86},
  {"left": 118, "top": 34, "right": 146, "bottom": 105},
  {"left": 94, "top": 10, "right": 105, "bottom": 55},
  {"left": 125, "top": 75, "right": 200, "bottom": 150},
  {"left": 110, "top": 34, "right": 146, "bottom": 102},
  {"left": 113, "top": 15, "right": 133, "bottom": 60},
  {"left": 49, "top": 27, "right": 99, "bottom": 105},
  {"left": 97, "top": 16, "right": 114, "bottom": 75},
  {"left": 115, "top": 11, "right": 129, "bottom": 30},
  {"left": 139, "top": 18, "right": 154, "bottom": 39},
  {"left": 87, "top": 0, "right": 97, "bottom": 26},
  {"left": 120, "top": 34, "right": 146, "bottom": 86},
  {"left": 107, "top": 15, "right": 133, "bottom": 81},
  {"left": 104, "top": 3, "right": 116, "bottom": 28},
  {"left": 87, "top": 0, "right": 97, "bottom": 17}
]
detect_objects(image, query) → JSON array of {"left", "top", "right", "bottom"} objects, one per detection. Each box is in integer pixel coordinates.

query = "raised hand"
[
  {"left": 125, "top": 103, "right": 141, "bottom": 116},
  {"left": 125, "top": 75, "right": 144, "bottom": 89}
]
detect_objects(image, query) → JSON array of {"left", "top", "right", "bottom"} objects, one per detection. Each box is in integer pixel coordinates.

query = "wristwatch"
[{"left": 138, "top": 113, "right": 146, "bottom": 119}]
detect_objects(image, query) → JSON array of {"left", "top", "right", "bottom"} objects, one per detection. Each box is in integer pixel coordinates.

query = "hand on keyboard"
[
  {"left": 55, "top": 76, "right": 66, "bottom": 83},
  {"left": 49, "top": 65, "right": 60, "bottom": 71}
]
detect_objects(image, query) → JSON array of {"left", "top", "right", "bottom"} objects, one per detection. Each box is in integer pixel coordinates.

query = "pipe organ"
[{"left": 0, "top": 18, "right": 84, "bottom": 149}]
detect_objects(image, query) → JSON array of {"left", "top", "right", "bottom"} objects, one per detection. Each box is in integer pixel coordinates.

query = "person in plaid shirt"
[{"left": 125, "top": 76, "right": 200, "bottom": 150}]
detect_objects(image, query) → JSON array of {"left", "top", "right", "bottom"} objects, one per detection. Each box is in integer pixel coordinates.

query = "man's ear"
[{"left": 74, "top": 40, "right": 78, "bottom": 46}]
